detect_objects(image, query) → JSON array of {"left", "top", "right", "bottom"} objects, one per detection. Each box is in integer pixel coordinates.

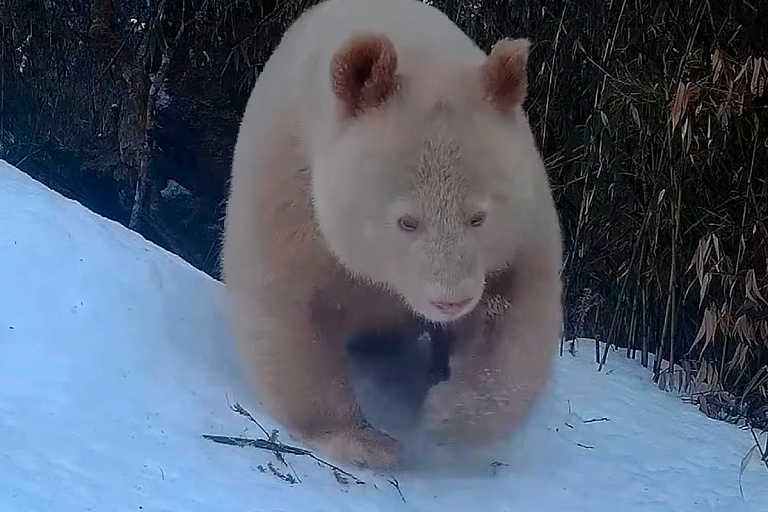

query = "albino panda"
[{"left": 222, "top": 0, "right": 563, "bottom": 470}]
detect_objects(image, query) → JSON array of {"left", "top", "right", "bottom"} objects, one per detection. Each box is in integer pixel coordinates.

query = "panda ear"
[
  {"left": 481, "top": 38, "right": 530, "bottom": 114},
  {"left": 330, "top": 33, "right": 399, "bottom": 118}
]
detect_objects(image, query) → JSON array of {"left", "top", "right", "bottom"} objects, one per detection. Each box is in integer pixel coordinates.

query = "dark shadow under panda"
[{"left": 346, "top": 321, "right": 454, "bottom": 442}]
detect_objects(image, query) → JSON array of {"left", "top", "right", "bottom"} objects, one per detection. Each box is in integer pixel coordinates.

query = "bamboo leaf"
[
  {"left": 739, "top": 443, "right": 758, "bottom": 499},
  {"left": 699, "top": 272, "right": 712, "bottom": 309},
  {"left": 630, "top": 103, "right": 641, "bottom": 130},
  {"left": 745, "top": 269, "right": 767, "bottom": 305},
  {"left": 742, "top": 366, "right": 768, "bottom": 400},
  {"left": 670, "top": 81, "right": 689, "bottom": 133},
  {"left": 692, "top": 307, "right": 717, "bottom": 357},
  {"left": 711, "top": 47, "right": 723, "bottom": 83},
  {"left": 752, "top": 57, "right": 763, "bottom": 96},
  {"left": 734, "top": 59, "right": 749, "bottom": 83},
  {"left": 712, "top": 234, "right": 722, "bottom": 268}
]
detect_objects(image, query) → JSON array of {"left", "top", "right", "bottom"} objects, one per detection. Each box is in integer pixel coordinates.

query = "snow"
[{"left": 1, "top": 158, "right": 766, "bottom": 512}]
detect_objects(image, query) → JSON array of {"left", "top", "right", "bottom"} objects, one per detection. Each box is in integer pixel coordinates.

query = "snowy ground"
[{"left": 1, "top": 159, "right": 766, "bottom": 512}]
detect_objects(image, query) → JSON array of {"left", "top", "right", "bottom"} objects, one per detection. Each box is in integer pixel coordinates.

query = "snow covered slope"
[{"left": 1, "top": 159, "right": 766, "bottom": 512}]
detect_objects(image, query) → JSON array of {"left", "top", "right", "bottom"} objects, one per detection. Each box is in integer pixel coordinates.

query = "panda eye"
[
  {"left": 397, "top": 216, "right": 420, "bottom": 232},
  {"left": 469, "top": 211, "right": 487, "bottom": 228}
]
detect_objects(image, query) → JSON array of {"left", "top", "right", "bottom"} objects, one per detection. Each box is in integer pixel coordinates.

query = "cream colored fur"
[{"left": 222, "top": 0, "right": 563, "bottom": 470}]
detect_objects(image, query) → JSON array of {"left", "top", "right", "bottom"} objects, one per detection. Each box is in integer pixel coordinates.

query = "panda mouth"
[
  {"left": 423, "top": 296, "right": 478, "bottom": 323},
  {"left": 429, "top": 298, "right": 472, "bottom": 316}
]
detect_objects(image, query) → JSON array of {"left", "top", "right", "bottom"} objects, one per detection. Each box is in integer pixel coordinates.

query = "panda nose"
[{"left": 430, "top": 298, "right": 472, "bottom": 315}]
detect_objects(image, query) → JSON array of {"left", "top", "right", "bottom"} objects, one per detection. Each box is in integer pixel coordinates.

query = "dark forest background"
[{"left": 2, "top": 0, "right": 767, "bottom": 429}]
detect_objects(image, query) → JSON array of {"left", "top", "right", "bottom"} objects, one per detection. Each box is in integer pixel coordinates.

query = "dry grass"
[{"left": 204, "top": 399, "right": 367, "bottom": 485}]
